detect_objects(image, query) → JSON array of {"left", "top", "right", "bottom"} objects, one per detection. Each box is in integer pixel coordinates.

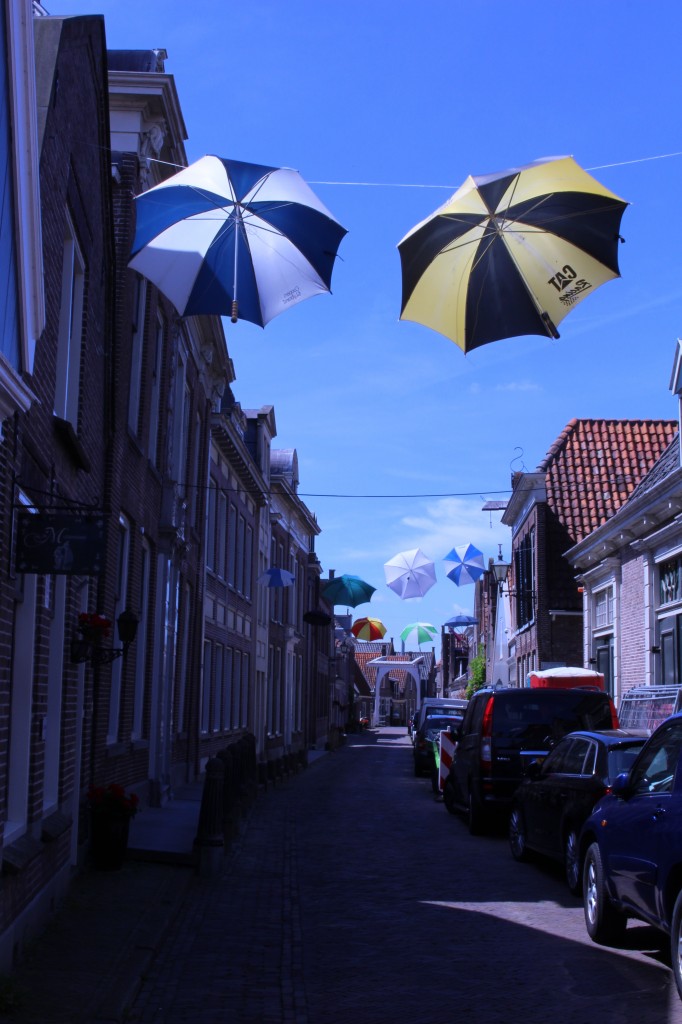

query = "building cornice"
[{"left": 501, "top": 472, "right": 546, "bottom": 529}]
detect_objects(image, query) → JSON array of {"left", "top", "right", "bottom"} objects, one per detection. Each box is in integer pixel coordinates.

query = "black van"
[{"left": 443, "top": 686, "right": 619, "bottom": 834}]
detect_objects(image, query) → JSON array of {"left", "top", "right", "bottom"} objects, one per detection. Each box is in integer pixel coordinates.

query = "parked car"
[
  {"left": 508, "top": 728, "right": 647, "bottom": 893},
  {"left": 413, "top": 712, "right": 463, "bottom": 777},
  {"left": 412, "top": 698, "right": 468, "bottom": 743},
  {"left": 579, "top": 713, "right": 682, "bottom": 998},
  {"left": 443, "top": 685, "right": 620, "bottom": 834}
]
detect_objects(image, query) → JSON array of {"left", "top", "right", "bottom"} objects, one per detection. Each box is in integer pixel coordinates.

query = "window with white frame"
[
  {"left": 206, "top": 478, "right": 217, "bottom": 572},
  {"left": 240, "top": 651, "right": 250, "bottom": 729},
  {"left": 43, "top": 574, "right": 66, "bottom": 813},
  {"left": 175, "top": 582, "right": 191, "bottom": 735},
  {"left": 213, "top": 644, "right": 223, "bottom": 731},
  {"left": 201, "top": 641, "right": 211, "bottom": 734},
  {"left": 147, "top": 312, "right": 164, "bottom": 465},
  {"left": 127, "top": 276, "right": 147, "bottom": 435},
  {"left": 594, "top": 587, "right": 614, "bottom": 628},
  {"left": 54, "top": 211, "right": 84, "bottom": 427},
  {"left": 222, "top": 647, "right": 233, "bottom": 730},
  {"left": 7, "top": 569, "right": 37, "bottom": 842},
  {"left": 660, "top": 556, "right": 682, "bottom": 606},
  {"left": 132, "top": 538, "right": 151, "bottom": 741},
  {"left": 107, "top": 515, "right": 130, "bottom": 744}
]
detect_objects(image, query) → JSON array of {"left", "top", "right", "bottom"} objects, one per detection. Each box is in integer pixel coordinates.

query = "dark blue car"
[{"left": 579, "top": 712, "right": 682, "bottom": 999}]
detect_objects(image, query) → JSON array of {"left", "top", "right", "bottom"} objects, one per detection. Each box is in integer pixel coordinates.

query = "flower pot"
[{"left": 90, "top": 812, "right": 130, "bottom": 870}]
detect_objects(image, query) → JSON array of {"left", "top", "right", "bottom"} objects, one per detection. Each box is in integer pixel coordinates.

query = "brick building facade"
[{"left": 0, "top": 9, "right": 336, "bottom": 968}]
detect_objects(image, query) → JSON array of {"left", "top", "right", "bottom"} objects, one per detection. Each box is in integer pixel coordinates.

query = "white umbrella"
[{"left": 384, "top": 548, "right": 437, "bottom": 599}]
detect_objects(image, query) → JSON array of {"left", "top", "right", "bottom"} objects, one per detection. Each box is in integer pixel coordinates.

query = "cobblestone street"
[{"left": 125, "top": 729, "right": 682, "bottom": 1024}]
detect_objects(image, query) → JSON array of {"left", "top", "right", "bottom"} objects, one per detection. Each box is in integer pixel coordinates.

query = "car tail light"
[
  {"left": 610, "top": 702, "right": 620, "bottom": 729},
  {"left": 481, "top": 697, "right": 494, "bottom": 773}
]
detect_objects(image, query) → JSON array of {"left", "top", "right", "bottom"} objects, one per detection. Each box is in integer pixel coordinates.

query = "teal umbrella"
[{"left": 322, "top": 574, "right": 376, "bottom": 608}]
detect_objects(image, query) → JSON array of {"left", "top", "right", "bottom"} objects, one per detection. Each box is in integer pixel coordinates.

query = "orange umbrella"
[{"left": 351, "top": 617, "right": 387, "bottom": 641}]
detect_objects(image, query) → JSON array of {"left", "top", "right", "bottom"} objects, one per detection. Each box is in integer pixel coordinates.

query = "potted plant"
[
  {"left": 77, "top": 612, "right": 112, "bottom": 643},
  {"left": 87, "top": 783, "right": 139, "bottom": 870}
]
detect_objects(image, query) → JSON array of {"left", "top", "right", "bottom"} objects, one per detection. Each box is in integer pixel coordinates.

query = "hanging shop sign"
[{"left": 15, "top": 510, "right": 106, "bottom": 575}]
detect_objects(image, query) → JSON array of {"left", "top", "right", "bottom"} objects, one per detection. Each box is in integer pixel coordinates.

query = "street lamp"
[{"left": 492, "top": 545, "right": 511, "bottom": 589}]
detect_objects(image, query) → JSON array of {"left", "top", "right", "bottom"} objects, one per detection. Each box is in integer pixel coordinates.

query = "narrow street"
[{"left": 128, "top": 728, "right": 682, "bottom": 1024}]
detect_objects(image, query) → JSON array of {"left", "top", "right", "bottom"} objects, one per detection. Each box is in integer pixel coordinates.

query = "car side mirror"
[
  {"left": 525, "top": 760, "right": 542, "bottom": 781},
  {"left": 611, "top": 772, "right": 631, "bottom": 798}
]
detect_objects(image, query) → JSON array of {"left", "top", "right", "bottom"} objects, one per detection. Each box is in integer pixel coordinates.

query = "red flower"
[
  {"left": 78, "top": 612, "right": 112, "bottom": 638},
  {"left": 87, "top": 783, "right": 139, "bottom": 817}
]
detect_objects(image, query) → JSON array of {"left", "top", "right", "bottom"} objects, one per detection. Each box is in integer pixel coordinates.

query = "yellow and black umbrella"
[{"left": 398, "top": 155, "right": 628, "bottom": 353}]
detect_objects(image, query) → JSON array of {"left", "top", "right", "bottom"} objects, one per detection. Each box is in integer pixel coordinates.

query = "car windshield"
[{"left": 424, "top": 716, "right": 460, "bottom": 737}]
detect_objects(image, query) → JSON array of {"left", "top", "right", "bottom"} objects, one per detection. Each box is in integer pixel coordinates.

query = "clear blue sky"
[{"left": 49, "top": 0, "right": 682, "bottom": 654}]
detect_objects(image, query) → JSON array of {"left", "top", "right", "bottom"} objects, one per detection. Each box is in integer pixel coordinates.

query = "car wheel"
[
  {"left": 443, "top": 776, "right": 458, "bottom": 815},
  {"left": 466, "top": 785, "right": 486, "bottom": 836},
  {"left": 509, "top": 805, "right": 530, "bottom": 861},
  {"left": 564, "top": 827, "right": 581, "bottom": 895},
  {"left": 670, "top": 891, "right": 682, "bottom": 1000},
  {"left": 583, "top": 842, "right": 626, "bottom": 945}
]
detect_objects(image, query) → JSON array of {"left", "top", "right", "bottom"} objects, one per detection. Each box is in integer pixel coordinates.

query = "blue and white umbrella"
[
  {"left": 258, "top": 567, "right": 295, "bottom": 588},
  {"left": 443, "top": 544, "right": 486, "bottom": 586},
  {"left": 129, "top": 155, "right": 347, "bottom": 327}
]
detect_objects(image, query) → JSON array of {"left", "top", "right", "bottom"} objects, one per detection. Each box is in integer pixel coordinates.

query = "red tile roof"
[
  {"left": 353, "top": 648, "right": 434, "bottom": 692},
  {"left": 538, "top": 418, "right": 678, "bottom": 542}
]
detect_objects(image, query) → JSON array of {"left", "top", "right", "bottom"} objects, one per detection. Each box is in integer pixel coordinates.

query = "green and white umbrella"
[{"left": 400, "top": 622, "right": 438, "bottom": 648}]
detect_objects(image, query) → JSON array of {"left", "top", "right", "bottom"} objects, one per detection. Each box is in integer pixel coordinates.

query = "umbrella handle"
[{"left": 231, "top": 300, "right": 238, "bottom": 323}]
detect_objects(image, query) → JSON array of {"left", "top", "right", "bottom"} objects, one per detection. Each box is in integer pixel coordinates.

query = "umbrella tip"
[
  {"left": 231, "top": 299, "right": 238, "bottom": 323},
  {"left": 541, "top": 311, "right": 560, "bottom": 339}
]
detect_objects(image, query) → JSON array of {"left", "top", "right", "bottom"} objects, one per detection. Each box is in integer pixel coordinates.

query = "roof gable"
[{"left": 539, "top": 418, "right": 677, "bottom": 542}]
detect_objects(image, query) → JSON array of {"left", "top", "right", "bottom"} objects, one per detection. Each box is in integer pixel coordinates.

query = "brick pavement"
[{"left": 3, "top": 730, "right": 682, "bottom": 1024}]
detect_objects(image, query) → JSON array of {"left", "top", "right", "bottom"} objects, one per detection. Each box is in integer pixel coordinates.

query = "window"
[
  {"left": 7, "top": 570, "right": 37, "bottom": 842},
  {"left": 660, "top": 557, "right": 682, "bottom": 606},
  {"left": 44, "top": 575, "right": 67, "bottom": 812},
  {"left": 213, "top": 645, "right": 224, "bottom": 731},
  {"left": 128, "top": 277, "right": 147, "bottom": 434},
  {"left": 222, "top": 648, "right": 233, "bottom": 730},
  {"left": 54, "top": 212, "right": 84, "bottom": 427},
  {"left": 0, "top": 0, "right": 20, "bottom": 371},
  {"left": 240, "top": 652, "right": 250, "bottom": 729},
  {"left": 228, "top": 504, "right": 237, "bottom": 588},
  {"left": 148, "top": 313, "right": 164, "bottom": 465},
  {"left": 175, "top": 583, "right": 191, "bottom": 735},
  {"left": 132, "top": 539, "right": 151, "bottom": 741},
  {"left": 514, "top": 530, "right": 535, "bottom": 628},
  {"left": 630, "top": 721, "right": 682, "bottom": 795},
  {"left": 201, "top": 641, "right": 211, "bottom": 734},
  {"left": 594, "top": 588, "right": 614, "bottom": 628},
  {"left": 206, "top": 479, "right": 217, "bottom": 572},
  {"left": 107, "top": 516, "right": 131, "bottom": 744}
]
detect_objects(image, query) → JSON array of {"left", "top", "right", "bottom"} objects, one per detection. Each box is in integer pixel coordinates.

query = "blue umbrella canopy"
[
  {"left": 258, "top": 567, "right": 295, "bottom": 588},
  {"left": 443, "top": 544, "right": 486, "bottom": 586},
  {"left": 322, "top": 574, "right": 376, "bottom": 608},
  {"left": 444, "top": 614, "right": 478, "bottom": 627},
  {"left": 129, "top": 155, "right": 347, "bottom": 326}
]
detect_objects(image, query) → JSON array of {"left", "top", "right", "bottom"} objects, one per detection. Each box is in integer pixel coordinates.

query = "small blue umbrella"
[
  {"left": 444, "top": 614, "right": 478, "bottom": 628},
  {"left": 129, "top": 155, "right": 347, "bottom": 327},
  {"left": 258, "top": 567, "right": 295, "bottom": 588},
  {"left": 444, "top": 544, "right": 486, "bottom": 586}
]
